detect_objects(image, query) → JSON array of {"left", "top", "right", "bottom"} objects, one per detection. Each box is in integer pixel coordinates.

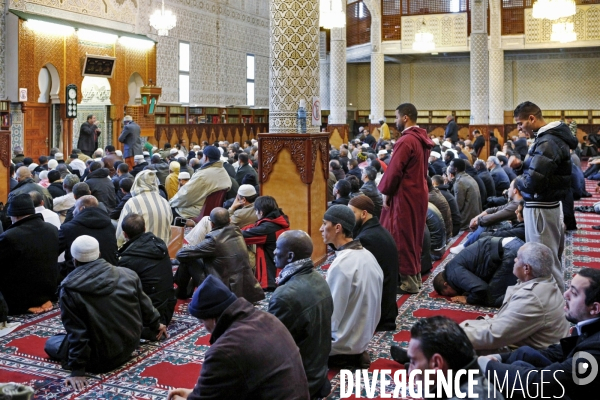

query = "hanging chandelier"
[
  {"left": 551, "top": 20, "right": 577, "bottom": 43},
  {"left": 412, "top": 20, "right": 435, "bottom": 53},
  {"left": 319, "top": 0, "right": 345, "bottom": 29},
  {"left": 149, "top": 0, "right": 177, "bottom": 36},
  {"left": 532, "top": 0, "right": 576, "bottom": 21}
]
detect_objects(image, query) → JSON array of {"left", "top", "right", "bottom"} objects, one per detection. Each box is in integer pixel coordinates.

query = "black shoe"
[
  {"left": 582, "top": 191, "right": 593, "bottom": 198},
  {"left": 593, "top": 225, "right": 600, "bottom": 230},
  {"left": 390, "top": 345, "right": 409, "bottom": 364}
]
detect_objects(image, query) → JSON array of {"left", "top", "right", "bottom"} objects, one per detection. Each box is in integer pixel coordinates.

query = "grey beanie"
[{"left": 323, "top": 205, "right": 356, "bottom": 233}]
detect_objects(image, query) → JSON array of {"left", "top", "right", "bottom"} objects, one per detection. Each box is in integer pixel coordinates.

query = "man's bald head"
[
  {"left": 278, "top": 230, "right": 313, "bottom": 261},
  {"left": 16, "top": 166, "right": 32, "bottom": 181},
  {"left": 75, "top": 195, "right": 98, "bottom": 213},
  {"left": 209, "top": 207, "right": 230, "bottom": 228}
]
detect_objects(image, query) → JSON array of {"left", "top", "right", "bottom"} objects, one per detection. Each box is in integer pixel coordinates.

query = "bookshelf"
[
  {"left": 0, "top": 101, "right": 10, "bottom": 130},
  {"left": 154, "top": 105, "right": 269, "bottom": 125}
]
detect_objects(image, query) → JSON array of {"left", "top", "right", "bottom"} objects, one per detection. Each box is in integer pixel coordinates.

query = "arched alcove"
[
  {"left": 128, "top": 72, "right": 144, "bottom": 105},
  {"left": 37, "top": 63, "right": 60, "bottom": 103}
]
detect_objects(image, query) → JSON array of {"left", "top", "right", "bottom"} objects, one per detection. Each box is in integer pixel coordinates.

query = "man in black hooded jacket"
[
  {"left": 509, "top": 101, "right": 579, "bottom": 293},
  {"left": 45, "top": 235, "right": 166, "bottom": 391},
  {"left": 118, "top": 213, "right": 176, "bottom": 333}
]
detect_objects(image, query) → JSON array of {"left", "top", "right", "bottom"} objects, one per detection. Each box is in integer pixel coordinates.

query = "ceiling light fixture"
[
  {"left": 532, "top": 0, "right": 576, "bottom": 21},
  {"left": 320, "top": 0, "right": 345, "bottom": 29},
  {"left": 412, "top": 19, "right": 435, "bottom": 53},
  {"left": 150, "top": 0, "right": 177, "bottom": 36}
]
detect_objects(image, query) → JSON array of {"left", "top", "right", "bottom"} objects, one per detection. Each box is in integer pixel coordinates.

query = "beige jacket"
[
  {"left": 169, "top": 161, "right": 231, "bottom": 219},
  {"left": 461, "top": 275, "right": 570, "bottom": 351}
]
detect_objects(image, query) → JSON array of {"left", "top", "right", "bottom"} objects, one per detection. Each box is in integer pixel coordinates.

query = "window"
[
  {"left": 179, "top": 42, "right": 189, "bottom": 104},
  {"left": 246, "top": 54, "right": 255, "bottom": 106}
]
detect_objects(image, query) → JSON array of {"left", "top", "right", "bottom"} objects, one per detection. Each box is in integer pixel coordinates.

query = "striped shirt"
[{"left": 116, "top": 170, "right": 172, "bottom": 247}]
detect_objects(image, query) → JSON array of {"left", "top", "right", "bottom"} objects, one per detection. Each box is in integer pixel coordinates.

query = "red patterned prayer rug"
[{"left": 2, "top": 165, "right": 600, "bottom": 399}]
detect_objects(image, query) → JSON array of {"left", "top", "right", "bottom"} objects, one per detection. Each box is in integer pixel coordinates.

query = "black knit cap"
[
  {"left": 188, "top": 275, "right": 237, "bottom": 320},
  {"left": 323, "top": 205, "right": 356, "bottom": 233},
  {"left": 7, "top": 193, "right": 35, "bottom": 217}
]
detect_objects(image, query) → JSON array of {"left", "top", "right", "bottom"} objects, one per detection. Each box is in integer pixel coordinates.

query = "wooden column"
[{"left": 258, "top": 132, "right": 330, "bottom": 265}]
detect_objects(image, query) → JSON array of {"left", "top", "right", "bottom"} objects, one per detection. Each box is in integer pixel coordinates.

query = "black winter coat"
[
  {"left": 109, "top": 193, "right": 132, "bottom": 220},
  {"left": 188, "top": 298, "right": 310, "bottom": 400},
  {"left": 59, "top": 258, "right": 161, "bottom": 376},
  {"left": 445, "top": 236, "right": 523, "bottom": 306},
  {"left": 48, "top": 181, "right": 67, "bottom": 198},
  {"left": 0, "top": 214, "right": 58, "bottom": 314},
  {"left": 421, "top": 224, "right": 432, "bottom": 275},
  {"left": 477, "top": 169, "right": 497, "bottom": 199},
  {"left": 118, "top": 232, "right": 177, "bottom": 325},
  {"left": 268, "top": 259, "right": 333, "bottom": 397},
  {"left": 86, "top": 168, "right": 117, "bottom": 212},
  {"left": 517, "top": 122, "right": 578, "bottom": 203},
  {"left": 481, "top": 222, "right": 525, "bottom": 242},
  {"left": 353, "top": 217, "right": 399, "bottom": 331},
  {"left": 437, "top": 184, "right": 462, "bottom": 237},
  {"left": 427, "top": 203, "right": 446, "bottom": 251},
  {"left": 59, "top": 207, "right": 118, "bottom": 277},
  {"left": 429, "top": 188, "right": 453, "bottom": 239}
]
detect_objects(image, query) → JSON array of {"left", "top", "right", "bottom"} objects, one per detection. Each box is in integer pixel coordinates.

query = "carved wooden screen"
[
  {"left": 347, "top": 1, "right": 372, "bottom": 47},
  {"left": 382, "top": 0, "right": 402, "bottom": 40}
]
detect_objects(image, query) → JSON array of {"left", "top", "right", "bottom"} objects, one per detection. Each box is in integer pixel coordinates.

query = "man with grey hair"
[
  {"left": 460, "top": 242, "right": 569, "bottom": 353},
  {"left": 53, "top": 174, "right": 80, "bottom": 223},
  {"left": 9, "top": 166, "right": 53, "bottom": 210},
  {"left": 12, "top": 146, "right": 25, "bottom": 164},
  {"left": 486, "top": 156, "right": 511, "bottom": 193}
]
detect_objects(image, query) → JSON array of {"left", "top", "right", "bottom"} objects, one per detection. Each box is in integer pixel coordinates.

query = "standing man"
[
  {"left": 378, "top": 118, "right": 390, "bottom": 141},
  {"left": 118, "top": 115, "right": 142, "bottom": 169},
  {"left": 510, "top": 101, "right": 578, "bottom": 293},
  {"left": 444, "top": 115, "right": 458, "bottom": 145},
  {"left": 379, "top": 103, "right": 434, "bottom": 294},
  {"left": 473, "top": 129, "right": 485, "bottom": 157},
  {"left": 78, "top": 115, "right": 101, "bottom": 158}
]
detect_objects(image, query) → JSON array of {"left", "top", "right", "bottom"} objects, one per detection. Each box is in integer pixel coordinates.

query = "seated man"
[
  {"left": 321, "top": 205, "right": 383, "bottom": 368},
  {"left": 426, "top": 202, "right": 446, "bottom": 260},
  {"left": 117, "top": 214, "right": 177, "bottom": 334},
  {"left": 46, "top": 235, "right": 166, "bottom": 391},
  {"left": 479, "top": 200, "right": 526, "bottom": 242},
  {"left": 242, "top": 196, "right": 290, "bottom": 291},
  {"left": 451, "top": 178, "right": 522, "bottom": 254},
  {"left": 433, "top": 236, "right": 524, "bottom": 307},
  {"left": 460, "top": 242, "right": 569, "bottom": 352},
  {"left": 359, "top": 166, "right": 383, "bottom": 218},
  {"left": 480, "top": 268, "right": 600, "bottom": 399},
  {"left": 391, "top": 317, "right": 502, "bottom": 399},
  {"left": 432, "top": 174, "right": 462, "bottom": 237},
  {"left": 487, "top": 156, "right": 511, "bottom": 194},
  {"left": 115, "top": 170, "right": 172, "bottom": 247},
  {"left": 349, "top": 195, "right": 398, "bottom": 331},
  {"left": 177, "top": 208, "right": 265, "bottom": 303},
  {"left": 268, "top": 230, "right": 333, "bottom": 399},
  {"left": 185, "top": 184, "right": 258, "bottom": 246},
  {"left": 109, "top": 178, "right": 133, "bottom": 221},
  {"left": 328, "top": 179, "right": 351, "bottom": 207},
  {"left": 427, "top": 176, "right": 453, "bottom": 241},
  {"left": 0, "top": 194, "right": 58, "bottom": 314},
  {"left": 169, "top": 146, "right": 231, "bottom": 219},
  {"left": 85, "top": 161, "right": 117, "bottom": 213},
  {"left": 53, "top": 174, "right": 80, "bottom": 223},
  {"left": 59, "top": 195, "right": 118, "bottom": 278},
  {"left": 167, "top": 275, "right": 309, "bottom": 400},
  {"left": 63, "top": 182, "right": 108, "bottom": 224},
  {"left": 30, "top": 190, "right": 60, "bottom": 229}
]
